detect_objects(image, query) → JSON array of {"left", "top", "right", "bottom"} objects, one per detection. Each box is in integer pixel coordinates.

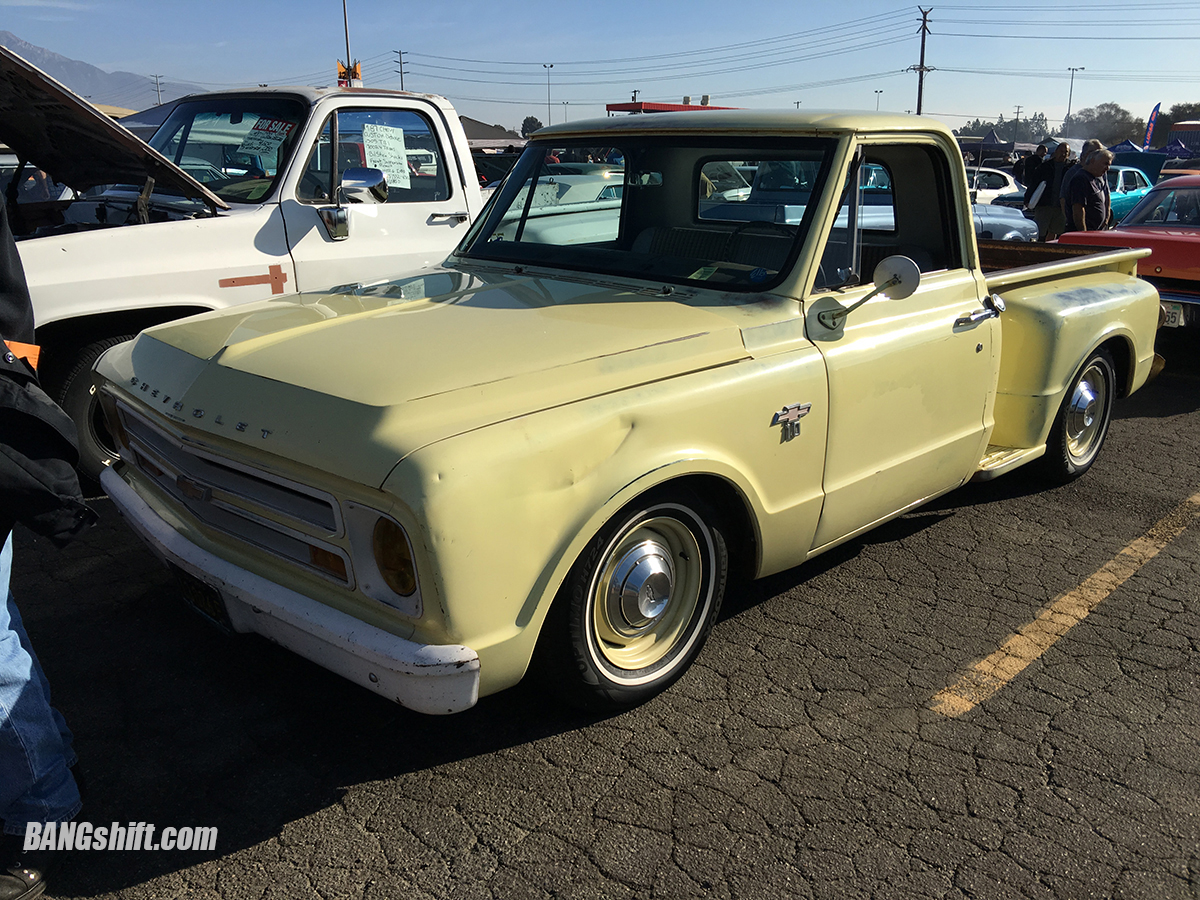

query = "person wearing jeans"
[{"left": 1, "top": 188, "right": 90, "bottom": 900}]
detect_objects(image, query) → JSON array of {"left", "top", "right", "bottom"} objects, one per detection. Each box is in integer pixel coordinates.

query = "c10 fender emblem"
[{"left": 772, "top": 402, "right": 812, "bottom": 442}]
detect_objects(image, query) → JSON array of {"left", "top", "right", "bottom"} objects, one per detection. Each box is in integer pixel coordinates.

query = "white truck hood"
[{"left": 0, "top": 45, "right": 227, "bottom": 209}]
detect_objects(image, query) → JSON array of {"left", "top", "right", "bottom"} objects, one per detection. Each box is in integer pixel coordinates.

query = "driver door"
[
  {"left": 281, "top": 105, "right": 476, "bottom": 292},
  {"left": 806, "top": 143, "right": 997, "bottom": 550}
]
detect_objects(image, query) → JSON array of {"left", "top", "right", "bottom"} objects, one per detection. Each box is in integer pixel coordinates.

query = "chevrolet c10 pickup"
[{"left": 95, "top": 111, "right": 1160, "bottom": 714}]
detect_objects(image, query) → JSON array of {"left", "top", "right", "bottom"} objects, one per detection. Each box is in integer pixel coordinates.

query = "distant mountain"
[{"left": 0, "top": 31, "right": 206, "bottom": 112}]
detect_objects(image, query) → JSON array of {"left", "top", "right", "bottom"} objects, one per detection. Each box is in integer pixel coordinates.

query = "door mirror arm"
[{"left": 817, "top": 255, "right": 921, "bottom": 329}]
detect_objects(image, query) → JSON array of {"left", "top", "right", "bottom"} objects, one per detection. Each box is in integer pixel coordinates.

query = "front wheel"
[
  {"left": 1040, "top": 346, "right": 1116, "bottom": 483},
  {"left": 536, "top": 491, "right": 728, "bottom": 711},
  {"left": 56, "top": 335, "right": 135, "bottom": 487}
]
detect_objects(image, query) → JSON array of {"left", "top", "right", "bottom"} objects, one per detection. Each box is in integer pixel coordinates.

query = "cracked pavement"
[{"left": 11, "top": 328, "right": 1200, "bottom": 899}]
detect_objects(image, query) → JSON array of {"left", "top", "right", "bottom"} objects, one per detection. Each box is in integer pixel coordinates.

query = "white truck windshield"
[{"left": 149, "top": 97, "right": 307, "bottom": 204}]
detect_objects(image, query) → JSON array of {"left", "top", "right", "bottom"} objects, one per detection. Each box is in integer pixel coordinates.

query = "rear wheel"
[
  {"left": 537, "top": 491, "right": 728, "bottom": 710},
  {"left": 1040, "top": 346, "right": 1115, "bottom": 483},
  {"left": 56, "top": 335, "right": 134, "bottom": 487}
]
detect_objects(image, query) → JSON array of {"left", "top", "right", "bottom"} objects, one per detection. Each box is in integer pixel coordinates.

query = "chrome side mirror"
[
  {"left": 318, "top": 167, "right": 389, "bottom": 241},
  {"left": 817, "top": 255, "right": 921, "bottom": 330},
  {"left": 340, "top": 167, "right": 388, "bottom": 204}
]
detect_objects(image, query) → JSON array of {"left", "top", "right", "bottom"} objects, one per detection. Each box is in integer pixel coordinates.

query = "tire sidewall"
[
  {"left": 1047, "top": 346, "right": 1116, "bottom": 481},
  {"left": 56, "top": 335, "right": 134, "bottom": 482},
  {"left": 547, "top": 491, "right": 729, "bottom": 709}
]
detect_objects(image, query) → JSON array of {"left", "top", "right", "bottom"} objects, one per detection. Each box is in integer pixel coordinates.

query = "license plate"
[
  {"left": 1162, "top": 302, "right": 1186, "bottom": 328},
  {"left": 169, "top": 565, "right": 233, "bottom": 632}
]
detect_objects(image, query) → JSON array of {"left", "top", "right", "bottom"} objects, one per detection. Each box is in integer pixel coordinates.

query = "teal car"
[{"left": 1109, "top": 165, "right": 1153, "bottom": 223}]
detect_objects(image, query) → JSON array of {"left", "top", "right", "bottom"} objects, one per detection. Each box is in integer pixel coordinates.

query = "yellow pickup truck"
[{"left": 95, "top": 111, "right": 1160, "bottom": 714}]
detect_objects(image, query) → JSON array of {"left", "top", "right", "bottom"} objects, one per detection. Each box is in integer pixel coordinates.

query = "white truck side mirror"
[{"left": 318, "top": 167, "right": 389, "bottom": 241}]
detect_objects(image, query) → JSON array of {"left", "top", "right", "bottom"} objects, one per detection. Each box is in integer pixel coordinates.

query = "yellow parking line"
[{"left": 931, "top": 491, "right": 1200, "bottom": 718}]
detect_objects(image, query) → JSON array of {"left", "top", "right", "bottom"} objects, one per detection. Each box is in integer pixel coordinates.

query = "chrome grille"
[{"left": 118, "top": 402, "right": 352, "bottom": 586}]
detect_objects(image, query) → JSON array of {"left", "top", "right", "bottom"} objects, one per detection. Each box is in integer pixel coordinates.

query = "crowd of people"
[{"left": 1012, "top": 140, "right": 1115, "bottom": 241}]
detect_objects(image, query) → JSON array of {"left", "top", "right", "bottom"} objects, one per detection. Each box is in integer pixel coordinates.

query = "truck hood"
[
  {"left": 109, "top": 267, "right": 751, "bottom": 488},
  {"left": 0, "top": 45, "right": 227, "bottom": 208}
]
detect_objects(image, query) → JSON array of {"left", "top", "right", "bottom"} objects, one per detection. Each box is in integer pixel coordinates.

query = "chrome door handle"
[
  {"left": 954, "top": 307, "right": 999, "bottom": 328},
  {"left": 430, "top": 211, "right": 470, "bottom": 223}
]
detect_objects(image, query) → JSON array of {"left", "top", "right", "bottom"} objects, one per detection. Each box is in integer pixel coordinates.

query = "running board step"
[{"left": 971, "top": 444, "right": 1047, "bottom": 482}]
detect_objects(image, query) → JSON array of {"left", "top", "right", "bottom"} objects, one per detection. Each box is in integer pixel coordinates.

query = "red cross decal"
[{"left": 218, "top": 264, "right": 289, "bottom": 294}]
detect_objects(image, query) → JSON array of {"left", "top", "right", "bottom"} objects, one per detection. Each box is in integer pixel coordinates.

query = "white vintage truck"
[
  {"left": 96, "top": 111, "right": 1161, "bottom": 714},
  {"left": 0, "top": 46, "right": 482, "bottom": 478}
]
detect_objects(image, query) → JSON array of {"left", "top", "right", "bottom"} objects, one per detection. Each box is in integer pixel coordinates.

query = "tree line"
[{"left": 954, "top": 102, "right": 1200, "bottom": 147}]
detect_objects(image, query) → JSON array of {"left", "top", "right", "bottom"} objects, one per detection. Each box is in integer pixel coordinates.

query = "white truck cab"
[{"left": 1, "top": 46, "right": 481, "bottom": 480}]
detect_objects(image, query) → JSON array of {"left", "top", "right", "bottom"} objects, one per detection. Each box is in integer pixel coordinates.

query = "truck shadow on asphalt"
[{"left": 1127, "top": 327, "right": 1200, "bottom": 419}]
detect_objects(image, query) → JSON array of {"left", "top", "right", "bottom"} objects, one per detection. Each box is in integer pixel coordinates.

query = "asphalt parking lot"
[{"left": 12, "top": 327, "right": 1200, "bottom": 900}]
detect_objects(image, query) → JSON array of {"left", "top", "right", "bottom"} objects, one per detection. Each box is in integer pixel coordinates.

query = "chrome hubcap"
[
  {"left": 590, "top": 511, "right": 707, "bottom": 673},
  {"left": 1065, "top": 362, "right": 1108, "bottom": 462},
  {"left": 606, "top": 540, "right": 675, "bottom": 637}
]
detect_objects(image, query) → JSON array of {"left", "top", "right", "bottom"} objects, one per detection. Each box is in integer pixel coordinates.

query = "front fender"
[{"left": 383, "top": 348, "right": 830, "bottom": 698}]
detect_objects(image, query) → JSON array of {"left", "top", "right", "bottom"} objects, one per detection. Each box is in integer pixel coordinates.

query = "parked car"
[
  {"left": 1108, "top": 165, "right": 1153, "bottom": 222},
  {"left": 1058, "top": 174, "right": 1200, "bottom": 327},
  {"left": 973, "top": 203, "right": 1037, "bottom": 240},
  {"left": 966, "top": 166, "right": 1020, "bottom": 204},
  {"left": 98, "top": 111, "right": 1159, "bottom": 714}
]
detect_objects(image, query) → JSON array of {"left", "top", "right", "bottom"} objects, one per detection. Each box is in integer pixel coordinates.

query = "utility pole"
[
  {"left": 394, "top": 49, "right": 408, "bottom": 91},
  {"left": 875, "top": 90, "right": 884, "bottom": 111},
  {"left": 151, "top": 74, "right": 164, "bottom": 105},
  {"left": 1013, "top": 105, "right": 1023, "bottom": 141},
  {"left": 908, "top": 7, "right": 933, "bottom": 115},
  {"left": 342, "top": 0, "right": 352, "bottom": 81},
  {"left": 794, "top": 100, "right": 801, "bottom": 109},
  {"left": 544, "top": 64, "right": 553, "bottom": 124},
  {"left": 1066, "top": 67, "right": 1084, "bottom": 136},
  {"left": 631, "top": 90, "right": 640, "bottom": 102}
]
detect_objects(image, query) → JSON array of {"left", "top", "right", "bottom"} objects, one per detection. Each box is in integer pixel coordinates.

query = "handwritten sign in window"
[
  {"left": 238, "top": 118, "right": 296, "bottom": 156},
  {"left": 362, "top": 123, "right": 412, "bottom": 190}
]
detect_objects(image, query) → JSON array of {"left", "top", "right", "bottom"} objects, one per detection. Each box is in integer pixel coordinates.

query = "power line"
[{"left": 408, "top": 9, "right": 913, "bottom": 68}]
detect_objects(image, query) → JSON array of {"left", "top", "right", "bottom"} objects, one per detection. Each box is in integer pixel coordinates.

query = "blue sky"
[{"left": 3, "top": 0, "right": 1198, "bottom": 136}]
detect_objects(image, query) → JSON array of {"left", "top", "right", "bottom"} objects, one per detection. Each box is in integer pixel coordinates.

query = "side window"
[
  {"left": 297, "top": 115, "right": 335, "bottom": 202},
  {"left": 814, "top": 145, "right": 959, "bottom": 292},
  {"left": 296, "top": 108, "right": 450, "bottom": 204}
]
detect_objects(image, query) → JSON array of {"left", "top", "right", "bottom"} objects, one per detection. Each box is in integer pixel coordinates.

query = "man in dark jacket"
[
  {"left": 1029, "top": 142, "right": 1071, "bottom": 241},
  {"left": 1016, "top": 144, "right": 1048, "bottom": 186},
  {"left": 1, "top": 190, "right": 89, "bottom": 900}
]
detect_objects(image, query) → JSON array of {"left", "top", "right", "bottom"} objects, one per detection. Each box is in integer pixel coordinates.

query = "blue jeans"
[{"left": 0, "top": 532, "right": 81, "bottom": 835}]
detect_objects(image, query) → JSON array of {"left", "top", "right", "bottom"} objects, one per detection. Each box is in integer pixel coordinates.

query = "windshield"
[
  {"left": 148, "top": 97, "right": 307, "bottom": 203},
  {"left": 455, "top": 136, "right": 836, "bottom": 291},
  {"left": 1121, "top": 184, "right": 1200, "bottom": 226}
]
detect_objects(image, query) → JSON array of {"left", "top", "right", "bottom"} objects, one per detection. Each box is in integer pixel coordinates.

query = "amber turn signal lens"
[
  {"left": 372, "top": 517, "right": 416, "bottom": 596},
  {"left": 309, "top": 545, "right": 348, "bottom": 581}
]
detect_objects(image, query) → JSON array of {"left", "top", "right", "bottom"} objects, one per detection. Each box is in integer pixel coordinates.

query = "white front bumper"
[{"left": 102, "top": 466, "right": 480, "bottom": 714}]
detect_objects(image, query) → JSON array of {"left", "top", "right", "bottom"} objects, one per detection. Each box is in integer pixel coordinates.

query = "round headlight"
[{"left": 372, "top": 517, "right": 416, "bottom": 596}]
